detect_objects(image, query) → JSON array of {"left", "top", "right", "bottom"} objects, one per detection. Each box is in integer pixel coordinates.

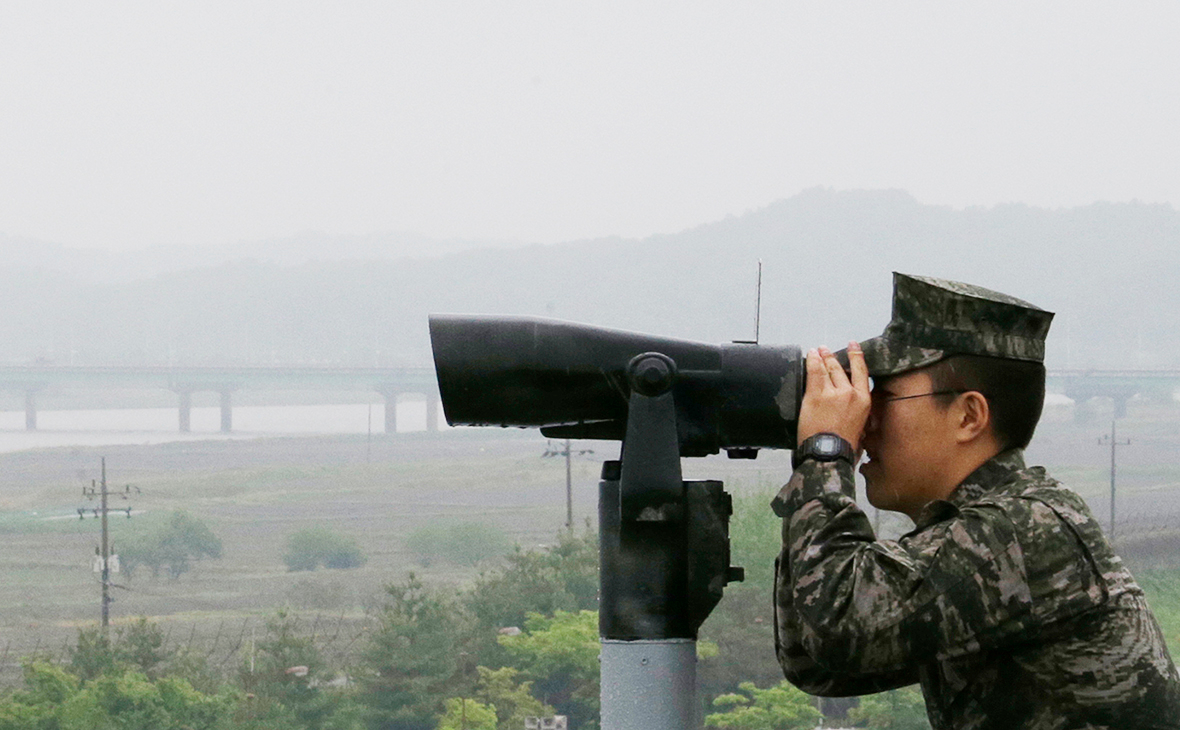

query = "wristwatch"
[{"left": 792, "top": 432, "right": 855, "bottom": 470}]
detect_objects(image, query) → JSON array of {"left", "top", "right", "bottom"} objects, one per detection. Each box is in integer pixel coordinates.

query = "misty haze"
[{"left": 2, "top": 4, "right": 1179, "bottom": 729}]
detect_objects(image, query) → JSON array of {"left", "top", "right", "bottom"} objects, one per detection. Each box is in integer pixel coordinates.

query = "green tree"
[
  {"left": 498, "top": 611, "right": 599, "bottom": 730},
  {"left": 0, "top": 661, "right": 234, "bottom": 730},
  {"left": 359, "top": 574, "right": 469, "bottom": 730},
  {"left": 121, "top": 510, "right": 223, "bottom": 580},
  {"left": 282, "top": 527, "right": 366, "bottom": 572},
  {"left": 241, "top": 609, "right": 363, "bottom": 730},
  {"left": 70, "top": 619, "right": 169, "bottom": 682},
  {"left": 704, "top": 681, "right": 821, "bottom": 730},
  {"left": 405, "top": 522, "right": 511, "bottom": 568},
  {"left": 117, "top": 618, "right": 168, "bottom": 680},
  {"left": 435, "top": 697, "right": 497, "bottom": 730},
  {"left": 848, "top": 687, "right": 930, "bottom": 730},
  {"left": 69, "top": 627, "right": 118, "bottom": 682},
  {"left": 58, "top": 671, "right": 232, "bottom": 730},
  {"left": 0, "top": 661, "right": 78, "bottom": 729},
  {"left": 463, "top": 526, "right": 597, "bottom": 665},
  {"left": 243, "top": 609, "right": 323, "bottom": 694},
  {"left": 473, "top": 667, "right": 555, "bottom": 730}
]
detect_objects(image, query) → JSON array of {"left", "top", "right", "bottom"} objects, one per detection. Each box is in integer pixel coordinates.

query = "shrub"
[
  {"left": 119, "top": 511, "right": 223, "bottom": 580},
  {"left": 405, "top": 521, "right": 511, "bottom": 567},
  {"left": 282, "top": 527, "right": 367, "bottom": 572}
]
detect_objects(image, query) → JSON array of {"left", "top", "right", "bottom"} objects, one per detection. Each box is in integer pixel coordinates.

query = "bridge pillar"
[
  {"left": 24, "top": 390, "right": 37, "bottom": 431},
  {"left": 377, "top": 390, "right": 397, "bottom": 434},
  {"left": 1112, "top": 394, "right": 1129, "bottom": 420},
  {"left": 219, "top": 390, "right": 233, "bottom": 433},
  {"left": 385, "top": 394, "right": 397, "bottom": 434},
  {"left": 426, "top": 392, "right": 440, "bottom": 432},
  {"left": 177, "top": 391, "right": 192, "bottom": 433}
]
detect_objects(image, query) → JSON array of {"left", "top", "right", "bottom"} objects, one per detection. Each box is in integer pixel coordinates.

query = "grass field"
[
  {"left": 0, "top": 426, "right": 797, "bottom": 684},
  {"left": 1, "top": 399, "right": 1180, "bottom": 685}
]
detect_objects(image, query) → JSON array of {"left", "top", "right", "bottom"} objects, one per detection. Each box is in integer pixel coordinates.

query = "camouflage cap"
[{"left": 860, "top": 272, "right": 1054, "bottom": 377}]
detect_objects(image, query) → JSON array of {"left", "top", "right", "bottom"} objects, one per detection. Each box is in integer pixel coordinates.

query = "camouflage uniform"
[
  {"left": 774, "top": 273, "right": 1180, "bottom": 729},
  {"left": 772, "top": 453, "right": 1180, "bottom": 728}
]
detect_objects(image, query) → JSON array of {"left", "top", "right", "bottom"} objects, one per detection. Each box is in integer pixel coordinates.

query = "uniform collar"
[{"left": 911, "top": 449, "right": 1026, "bottom": 530}]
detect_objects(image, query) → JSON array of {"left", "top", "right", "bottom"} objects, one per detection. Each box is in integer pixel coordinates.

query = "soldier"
[{"left": 773, "top": 273, "right": 1180, "bottom": 729}]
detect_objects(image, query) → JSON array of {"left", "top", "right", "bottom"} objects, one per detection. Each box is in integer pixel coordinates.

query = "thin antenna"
[{"left": 754, "top": 260, "right": 763, "bottom": 344}]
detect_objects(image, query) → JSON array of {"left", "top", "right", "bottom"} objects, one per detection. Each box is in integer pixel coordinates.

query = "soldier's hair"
[{"left": 926, "top": 355, "right": 1046, "bottom": 450}]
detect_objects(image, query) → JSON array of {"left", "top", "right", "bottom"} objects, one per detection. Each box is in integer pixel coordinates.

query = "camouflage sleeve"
[
  {"left": 771, "top": 459, "right": 919, "bottom": 695},
  {"left": 772, "top": 460, "right": 1043, "bottom": 682},
  {"left": 774, "top": 550, "right": 920, "bottom": 696}
]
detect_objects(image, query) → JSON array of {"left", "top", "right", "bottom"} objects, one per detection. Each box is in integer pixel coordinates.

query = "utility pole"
[
  {"left": 81, "top": 457, "right": 137, "bottom": 633},
  {"left": 565, "top": 439, "right": 572, "bottom": 529},
  {"left": 543, "top": 440, "right": 593, "bottom": 529},
  {"left": 1099, "top": 420, "right": 1131, "bottom": 542},
  {"left": 101, "top": 459, "right": 109, "bottom": 630}
]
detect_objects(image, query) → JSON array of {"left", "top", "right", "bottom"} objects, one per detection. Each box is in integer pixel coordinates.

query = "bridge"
[
  {"left": 1, "top": 366, "right": 1177, "bottom": 434},
  {"left": 1046, "top": 370, "right": 1180, "bottom": 418},
  {"left": 0, "top": 365, "right": 439, "bottom": 433}
]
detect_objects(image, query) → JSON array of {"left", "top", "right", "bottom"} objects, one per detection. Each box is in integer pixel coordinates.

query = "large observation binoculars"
[
  {"left": 429, "top": 314, "right": 804, "bottom": 458},
  {"left": 430, "top": 313, "right": 808, "bottom": 726}
]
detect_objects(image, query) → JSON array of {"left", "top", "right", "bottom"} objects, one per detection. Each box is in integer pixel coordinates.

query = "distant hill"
[{"left": 2, "top": 188, "right": 1177, "bottom": 370}]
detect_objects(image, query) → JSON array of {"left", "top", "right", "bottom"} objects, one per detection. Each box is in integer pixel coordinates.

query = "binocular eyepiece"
[{"left": 429, "top": 315, "right": 804, "bottom": 458}]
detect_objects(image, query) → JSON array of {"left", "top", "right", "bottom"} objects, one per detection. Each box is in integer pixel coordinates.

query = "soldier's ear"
[{"left": 953, "top": 391, "right": 992, "bottom": 445}]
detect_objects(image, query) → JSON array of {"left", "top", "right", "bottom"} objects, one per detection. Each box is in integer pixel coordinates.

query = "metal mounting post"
[{"left": 599, "top": 353, "right": 742, "bottom": 730}]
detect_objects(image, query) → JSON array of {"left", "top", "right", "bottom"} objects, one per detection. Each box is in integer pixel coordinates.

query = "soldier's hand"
[{"left": 797, "top": 342, "right": 870, "bottom": 453}]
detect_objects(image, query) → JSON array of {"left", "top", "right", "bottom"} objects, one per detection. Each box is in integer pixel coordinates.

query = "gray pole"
[
  {"left": 101, "top": 457, "right": 110, "bottom": 633},
  {"left": 601, "top": 640, "right": 697, "bottom": 729},
  {"left": 1100, "top": 420, "right": 1130, "bottom": 542}
]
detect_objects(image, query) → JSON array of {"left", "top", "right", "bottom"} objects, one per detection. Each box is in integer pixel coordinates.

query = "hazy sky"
[{"left": 2, "top": 1, "right": 1177, "bottom": 251}]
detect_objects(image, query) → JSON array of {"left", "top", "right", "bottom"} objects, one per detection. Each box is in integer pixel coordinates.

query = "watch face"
[{"left": 815, "top": 434, "right": 841, "bottom": 456}]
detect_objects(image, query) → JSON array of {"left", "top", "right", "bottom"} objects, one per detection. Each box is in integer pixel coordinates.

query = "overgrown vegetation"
[
  {"left": 12, "top": 486, "right": 1180, "bottom": 729},
  {"left": 0, "top": 519, "right": 943, "bottom": 730},
  {"left": 0, "top": 527, "right": 602, "bottom": 730}
]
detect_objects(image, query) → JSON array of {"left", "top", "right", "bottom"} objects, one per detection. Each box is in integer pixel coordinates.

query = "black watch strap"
[{"left": 793, "top": 432, "right": 855, "bottom": 470}]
